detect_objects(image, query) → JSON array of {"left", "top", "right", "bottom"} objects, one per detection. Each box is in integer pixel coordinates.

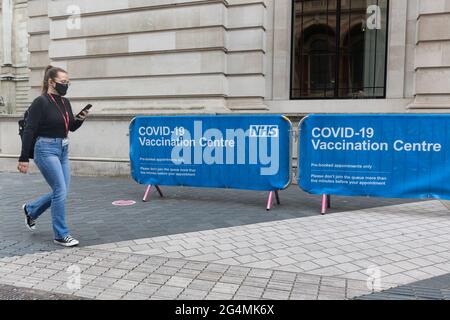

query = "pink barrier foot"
[
  {"left": 321, "top": 194, "right": 328, "bottom": 215},
  {"left": 266, "top": 191, "right": 274, "bottom": 211},
  {"left": 143, "top": 185, "right": 153, "bottom": 202}
]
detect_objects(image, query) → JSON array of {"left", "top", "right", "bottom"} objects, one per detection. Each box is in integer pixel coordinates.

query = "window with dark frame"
[{"left": 291, "top": 0, "right": 389, "bottom": 99}]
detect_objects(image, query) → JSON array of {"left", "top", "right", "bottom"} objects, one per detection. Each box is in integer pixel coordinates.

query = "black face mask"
[{"left": 54, "top": 82, "right": 69, "bottom": 96}]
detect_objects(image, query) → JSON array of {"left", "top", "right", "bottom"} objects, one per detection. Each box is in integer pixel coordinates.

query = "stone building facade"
[
  {"left": 0, "top": 0, "right": 450, "bottom": 175},
  {"left": 0, "top": 0, "right": 29, "bottom": 115}
]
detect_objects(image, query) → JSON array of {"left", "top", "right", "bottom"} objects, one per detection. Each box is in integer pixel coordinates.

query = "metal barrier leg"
[
  {"left": 266, "top": 191, "right": 274, "bottom": 211},
  {"left": 155, "top": 185, "right": 164, "bottom": 198},
  {"left": 321, "top": 194, "right": 327, "bottom": 215},
  {"left": 275, "top": 190, "right": 281, "bottom": 205},
  {"left": 143, "top": 185, "right": 153, "bottom": 202},
  {"left": 327, "top": 195, "right": 331, "bottom": 209}
]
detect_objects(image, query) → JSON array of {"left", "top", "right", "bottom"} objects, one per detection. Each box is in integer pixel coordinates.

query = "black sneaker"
[
  {"left": 54, "top": 235, "right": 79, "bottom": 247},
  {"left": 23, "top": 204, "right": 36, "bottom": 231}
]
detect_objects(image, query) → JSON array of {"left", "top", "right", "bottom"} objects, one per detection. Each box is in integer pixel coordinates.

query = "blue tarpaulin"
[
  {"left": 130, "top": 115, "right": 292, "bottom": 191},
  {"left": 299, "top": 114, "right": 450, "bottom": 200}
]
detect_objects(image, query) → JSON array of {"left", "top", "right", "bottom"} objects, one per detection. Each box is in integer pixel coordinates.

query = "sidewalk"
[
  {"left": 0, "top": 284, "right": 83, "bottom": 300},
  {"left": 1, "top": 172, "right": 450, "bottom": 300},
  {"left": 358, "top": 273, "right": 450, "bottom": 300}
]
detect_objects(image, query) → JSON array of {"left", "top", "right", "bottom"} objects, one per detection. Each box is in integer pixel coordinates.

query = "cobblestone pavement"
[
  {"left": 100, "top": 200, "right": 450, "bottom": 287},
  {"left": 0, "top": 246, "right": 373, "bottom": 300},
  {"left": 1, "top": 172, "right": 450, "bottom": 300},
  {"left": 0, "top": 173, "right": 412, "bottom": 247},
  {"left": 0, "top": 284, "right": 84, "bottom": 300}
]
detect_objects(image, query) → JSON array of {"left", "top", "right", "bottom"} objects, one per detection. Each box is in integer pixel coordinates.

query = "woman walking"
[{"left": 17, "top": 65, "right": 89, "bottom": 247}]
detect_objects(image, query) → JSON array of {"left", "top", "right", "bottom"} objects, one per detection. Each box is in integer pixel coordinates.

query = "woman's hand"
[{"left": 17, "top": 162, "right": 29, "bottom": 174}]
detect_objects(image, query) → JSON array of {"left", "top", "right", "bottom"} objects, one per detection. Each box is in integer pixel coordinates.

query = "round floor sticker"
[{"left": 112, "top": 200, "right": 136, "bottom": 206}]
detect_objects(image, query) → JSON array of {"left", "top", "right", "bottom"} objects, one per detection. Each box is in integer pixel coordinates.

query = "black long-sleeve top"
[{"left": 19, "top": 94, "right": 84, "bottom": 162}]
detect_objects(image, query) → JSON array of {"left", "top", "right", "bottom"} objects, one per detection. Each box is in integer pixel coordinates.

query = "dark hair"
[{"left": 42, "top": 65, "right": 68, "bottom": 94}]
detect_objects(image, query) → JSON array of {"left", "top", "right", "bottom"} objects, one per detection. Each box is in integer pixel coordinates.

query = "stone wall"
[
  {"left": 0, "top": 0, "right": 30, "bottom": 114},
  {"left": 410, "top": 0, "right": 450, "bottom": 111},
  {"left": 28, "top": 0, "right": 269, "bottom": 114},
  {"left": 2, "top": 0, "right": 450, "bottom": 176},
  {"left": 21, "top": 0, "right": 450, "bottom": 116}
]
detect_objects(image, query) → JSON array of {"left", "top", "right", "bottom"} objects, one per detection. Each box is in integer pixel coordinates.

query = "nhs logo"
[{"left": 249, "top": 125, "right": 279, "bottom": 138}]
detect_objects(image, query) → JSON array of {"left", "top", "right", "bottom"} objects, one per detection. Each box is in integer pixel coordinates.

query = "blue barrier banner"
[
  {"left": 299, "top": 114, "right": 450, "bottom": 200},
  {"left": 130, "top": 115, "right": 291, "bottom": 191}
]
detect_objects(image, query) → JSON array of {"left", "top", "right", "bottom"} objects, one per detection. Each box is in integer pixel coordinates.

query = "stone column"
[
  {"left": 272, "top": 0, "right": 292, "bottom": 100},
  {"left": 2, "top": 0, "right": 13, "bottom": 66},
  {"left": 1, "top": 0, "right": 14, "bottom": 114}
]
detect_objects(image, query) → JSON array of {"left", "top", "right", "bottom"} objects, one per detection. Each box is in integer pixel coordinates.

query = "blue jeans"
[{"left": 25, "top": 137, "right": 71, "bottom": 240}]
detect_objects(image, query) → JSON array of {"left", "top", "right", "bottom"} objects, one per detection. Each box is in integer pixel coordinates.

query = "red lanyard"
[{"left": 48, "top": 94, "right": 69, "bottom": 136}]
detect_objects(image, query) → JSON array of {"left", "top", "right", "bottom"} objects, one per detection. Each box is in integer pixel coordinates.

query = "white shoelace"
[{"left": 64, "top": 236, "right": 74, "bottom": 242}]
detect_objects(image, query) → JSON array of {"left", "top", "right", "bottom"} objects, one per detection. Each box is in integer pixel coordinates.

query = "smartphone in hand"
[{"left": 76, "top": 104, "right": 92, "bottom": 119}]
